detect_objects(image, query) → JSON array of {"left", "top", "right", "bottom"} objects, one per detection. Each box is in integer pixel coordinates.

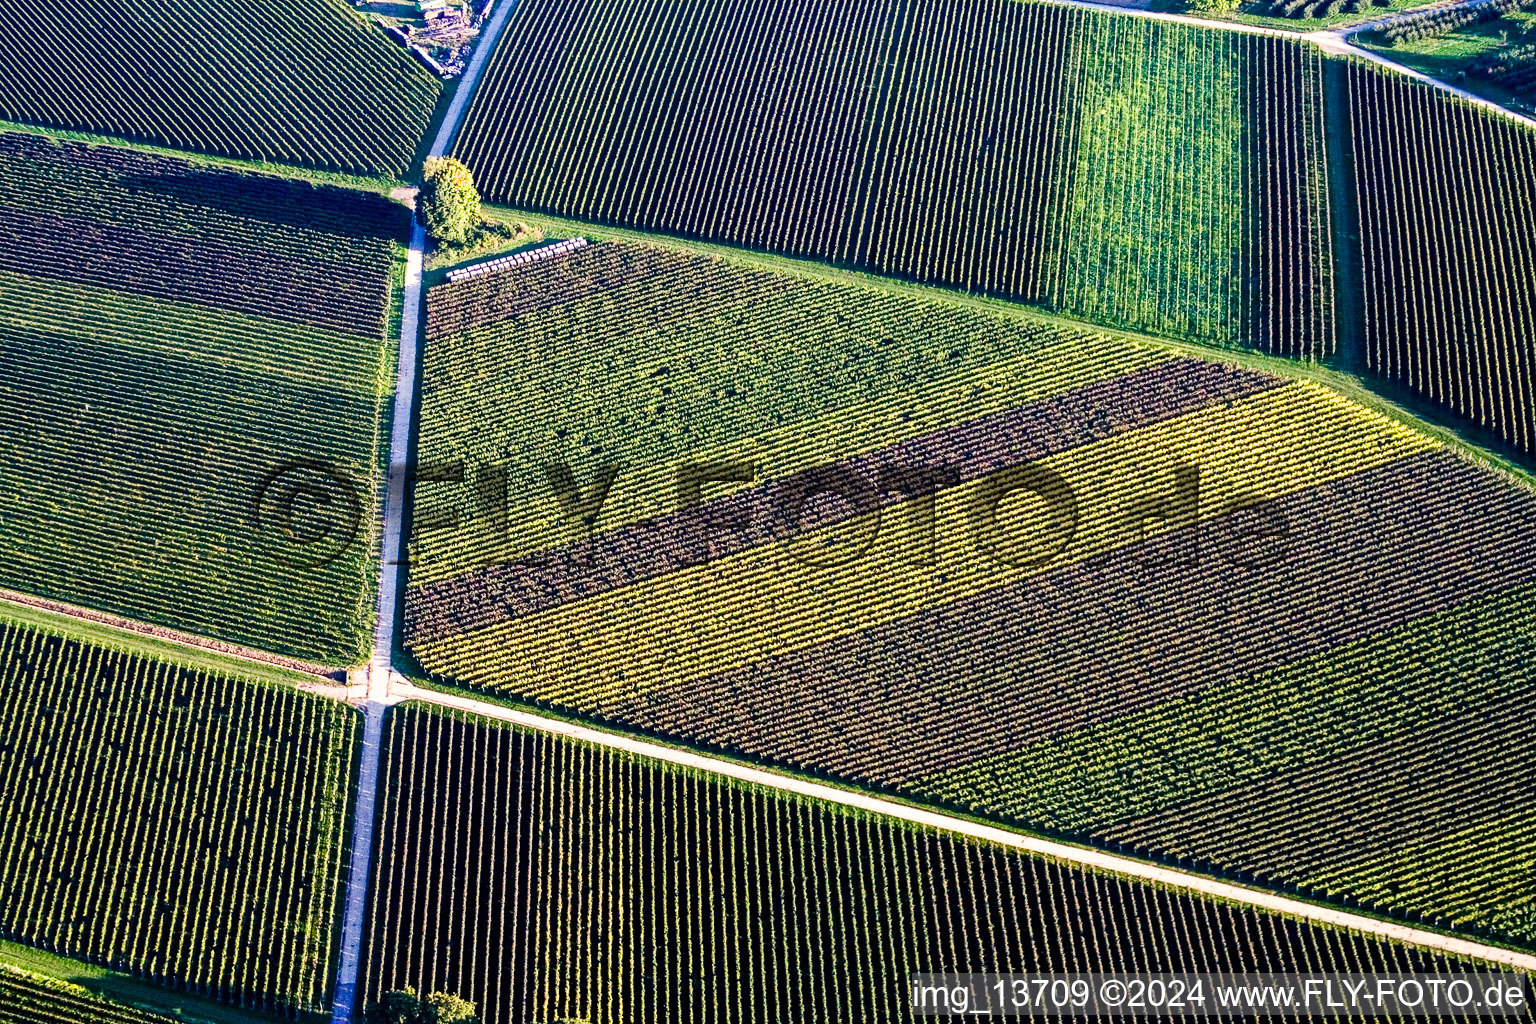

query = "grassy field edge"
[
  {"left": 0, "top": 942, "right": 317, "bottom": 1024},
  {"left": 0, "top": 596, "right": 331, "bottom": 690}
]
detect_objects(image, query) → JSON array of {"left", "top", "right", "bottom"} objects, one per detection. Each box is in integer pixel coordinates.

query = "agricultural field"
[
  {"left": 405, "top": 240, "right": 1536, "bottom": 950},
  {"left": 1359, "top": 5, "right": 1536, "bottom": 114},
  {"left": 1195, "top": 0, "right": 1448, "bottom": 29},
  {"left": 3, "top": 0, "right": 1536, "bottom": 1013},
  {"left": 0, "top": 132, "right": 407, "bottom": 663},
  {"left": 1347, "top": 62, "right": 1536, "bottom": 457},
  {"left": 0, "top": 965, "right": 182, "bottom": 1024},
  {"left": 453, "top": 0, "right": 1334, "bottom": 356},
  {"left": 0, "top": 0, "right": 442, "bottom": 178},
  {"left": 0, "top": 616, "right": 359, "bottom": 1016},
  {"left": 360, "top": 704, "right": 1514, "bottom": 1024}
]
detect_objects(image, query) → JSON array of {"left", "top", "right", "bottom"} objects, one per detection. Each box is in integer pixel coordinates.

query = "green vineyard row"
[
  {"left": 455, "top": 0, "right": 1334, "bottom": 357},
  {"left": 0, "top": 965, "right": 180, "bottom": 1024},
  {"left": 454, "top": 0, "right": 1535, "bottom": 457},
  {"left": 0, "top": 617, "right": 359, "bottom": 1016},
  {"left": 360, "top": 704, "right": 1511, "bottom": 1024},
  {"left": 0, "top": 0, "right": 442, "bottom": 178},
  {"left": 405, "top": 239, "right": 1536, "bottom": 952},
  {"left": 0, "top": 134, "right": 404, "bottom": 662}
]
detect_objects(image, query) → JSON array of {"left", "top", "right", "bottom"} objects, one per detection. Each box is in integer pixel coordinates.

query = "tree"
[
  {"left": 1187, "top": 0, "right": 1240, "bottom": 11},
  {"left": 425, "top": 992, "right": 480, "bottom": 1023},
  {"left": 419, "top": 157, "right": 480, "bottom": 243},
  {"left": 363, "top": 989, "right": 426, "bottom": 1024},
  {"left": 363, "top": 988, "right": 481, "bottom": 1024}
]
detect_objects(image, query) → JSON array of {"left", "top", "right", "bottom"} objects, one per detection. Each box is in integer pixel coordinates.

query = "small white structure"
[{"left": 446, "top": 237, "right": 591, "bottom": 283}]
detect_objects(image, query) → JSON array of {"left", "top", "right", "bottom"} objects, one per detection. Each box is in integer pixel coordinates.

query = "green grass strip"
[{"left": 0, "top": 598, "right": 322, "bottom": 689}]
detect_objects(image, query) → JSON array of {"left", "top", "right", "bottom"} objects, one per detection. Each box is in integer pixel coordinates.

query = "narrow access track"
[
  {"left": 0, "top": 587, "right": 341, "bottom": 681},
  {"left": 320, "top": 0, "right": 1536, "bottom": 1013},
  {"left": 391, "top": 679, "right": 1536, "bottom": 974},
  {"left": 325, "top": 0, "right": 524, "bottom": 1018}
]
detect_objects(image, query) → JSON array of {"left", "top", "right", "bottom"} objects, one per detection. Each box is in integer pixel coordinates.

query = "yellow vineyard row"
[
  {"left": 414, "top": 382, "right": 1436, "bottom": 703},
  {"left": 409, "top": 332, "right": 1161, "bottom": 583}
]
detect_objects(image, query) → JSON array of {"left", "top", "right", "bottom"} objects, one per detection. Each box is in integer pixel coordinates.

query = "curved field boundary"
[
  {"left": 387, "top": 681, "right": 1536, "bottom": 973},
  {"left": 1312, "top": 30, "right": 1536, "bottom": 132}
]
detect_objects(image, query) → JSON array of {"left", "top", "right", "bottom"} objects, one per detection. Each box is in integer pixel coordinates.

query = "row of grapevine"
[
  {"left": 846, "top": 0, "right": 1075, "bottom": 302},
  {"left": 360, "top": 704, "right": 1509, "bottom": 1024},
  {"left": 1107, "top": 686, "right": 1536, "bottom": 946},
  {"left": 918, "top": 579, "right": 1536, "bottom": 830},
  {"left": 0, "top": 133, "right": 403, "bottom": 336},
  {"left": 405, "top": 242, "right": 1536, "bottom": 952},
  {"left": 1038, "top": 21, "right": 1331, "bottom": 353},
  {"left": 0, "top": 618, "right": 359, "bottom": 1015},
  {"left": 1347, "top": 63, "right": 1536, "bottom": 456},
  {"left": 0, "top": 966, "right": 180, "bottom": 1024},
  {"left": 453, "top": 0, "right": 1334, "bottom": 356},
  {"left": 0, "top": 133, "right": 403, "bottom": 663},
  {"left": 571, "top": 450, "right": 1536, "bottom": 780},
  {"left": 411, "top": 379, "right": 1434, "bottom": 705},
  {"left": 407, "top": 355, "right": 1282, "bottom": 642},
  {"left": 407, "top": 242, "right": 1166, "bottom": 587},
  {"left": 918, "top": 579, "right": 1536, "bottom": 947},
  {"left": 0, "top": 0, "right": 442, "bottom": 177},
  {"left": 457, "top": 0, "right": 892, "bottom": 264}
]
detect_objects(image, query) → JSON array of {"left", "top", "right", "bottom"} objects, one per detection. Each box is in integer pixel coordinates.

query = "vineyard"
[
  {"left": 0, "top": 617, "right": 359, "bottom": 1015},
  {"left": 453, "top": 0, "right": 1334, "bottom": 356},
  {"left": 405, "top": 240, "right": 1536, "bottom": 948},
  {"left": 1368, "top": 0, "right": 1532, "bottom": 43},
  {"left": 0, "top": 966, "right": 181, "bottom": 1024},
  {"left": 448, "top": 0, "right": 1536, "bottom": 458},
  {"left": 4, "top": 0, "right": 1536, "bottom": 1006},
  {"left": 921, "top": 578, "right": 1536, "bottom": 945},
  {"left": 0, "top": 0, "right": 442, "bottom": 178},
  {"left": 360, "top": 704, "right": 1512, "bottom": 1024},
  {"left": 1347, "top": 62, "right": 1536, "bottom": 457},
  {"left": 0, "top": 132, "right": 406, "bottom": 662}
]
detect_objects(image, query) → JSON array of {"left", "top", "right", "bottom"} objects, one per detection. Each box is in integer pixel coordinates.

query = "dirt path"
[
  {"left": 1321, "top": 56, "right": 1368, "bottom": 372},
  {"left": 1041, "top": 0, "right": 1536, "bottom": 131},
  {"left": 1310, "top": 24, "right": 1536, "bottom": 132},
  {"left": 391, "top": 680, "right": 1536, "bottom": 974},
  {"left": 1042, "top": 0, "right": 1310, "bottom": 34},
  {"left": 325, "top": 0, "right": 526, "bottom": 1016},
  {"left": 0, "top": 588, "right": 341, "bottom": 680}
]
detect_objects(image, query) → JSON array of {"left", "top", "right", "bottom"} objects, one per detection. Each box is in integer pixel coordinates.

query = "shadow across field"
[{"left": 118, "top": 168, "right": 411, "bottom": 242}]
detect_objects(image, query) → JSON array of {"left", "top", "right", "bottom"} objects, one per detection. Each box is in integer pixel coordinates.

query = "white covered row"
[{"left": 445, "top": 236, "right": 590, "bottom": 283}]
